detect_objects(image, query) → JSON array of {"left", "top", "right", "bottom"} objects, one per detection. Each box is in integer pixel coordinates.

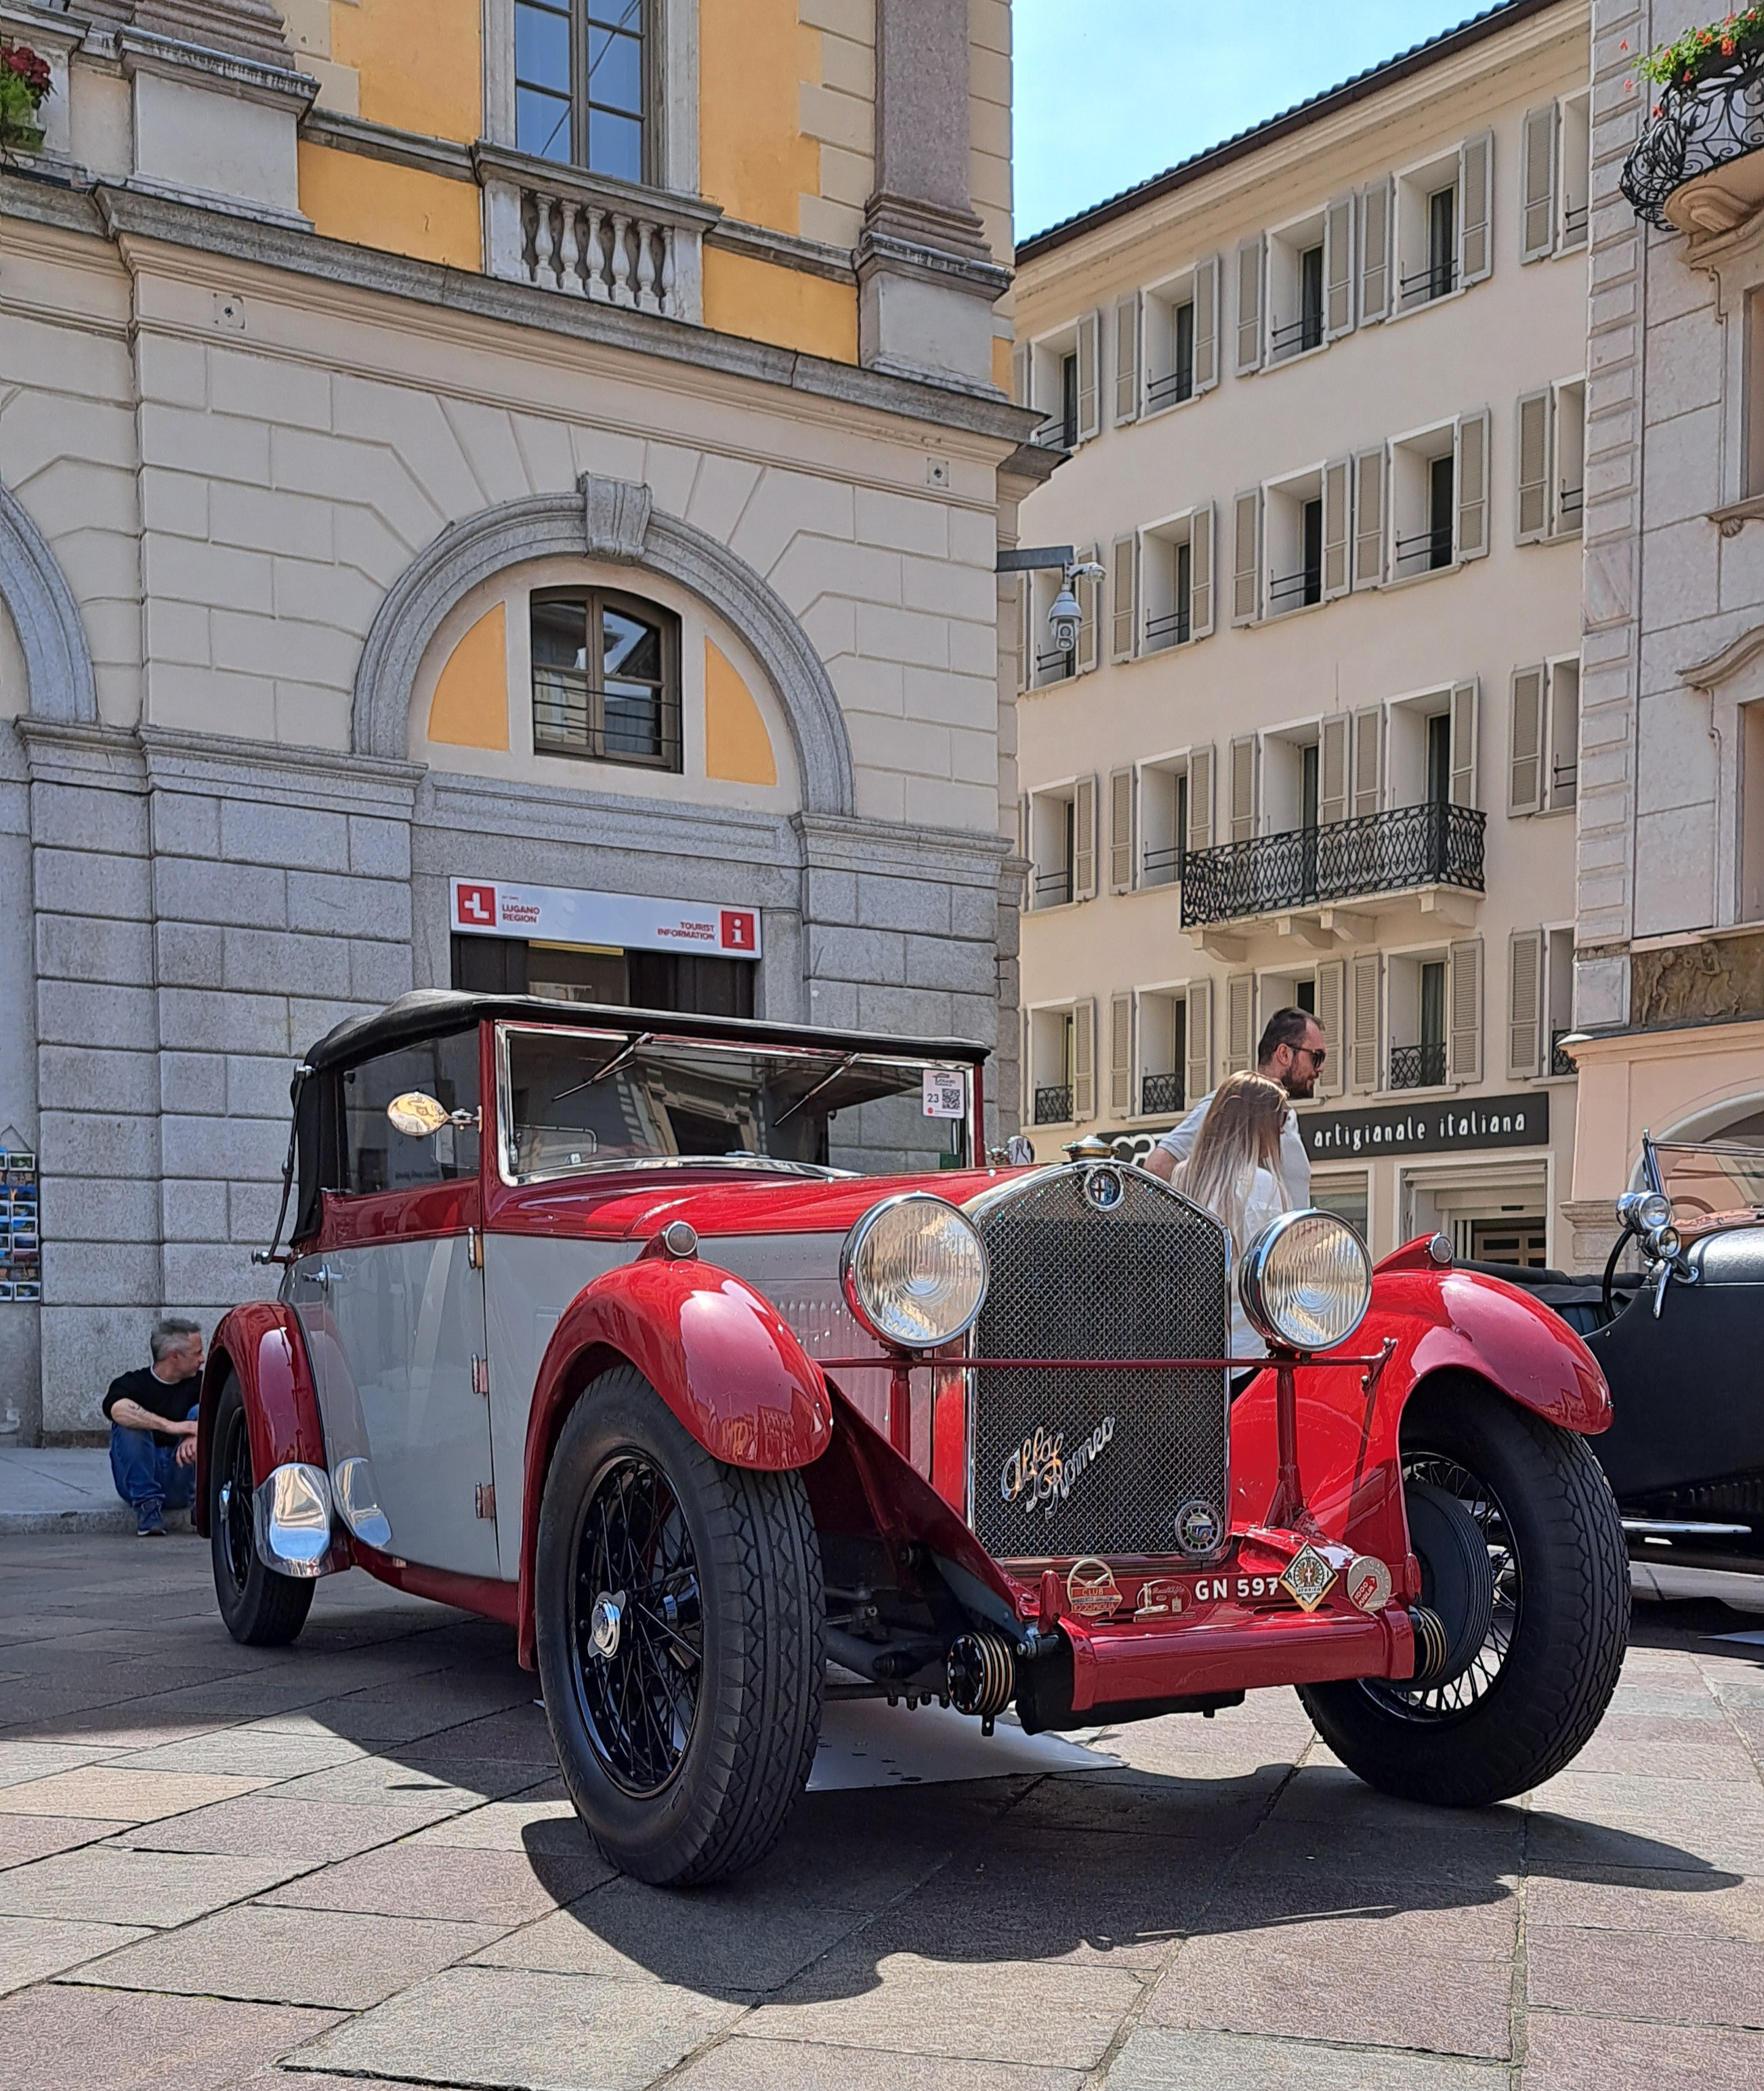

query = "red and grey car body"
[{"left": 197, "top": 993, "right": 1613, "bottom": 1736}]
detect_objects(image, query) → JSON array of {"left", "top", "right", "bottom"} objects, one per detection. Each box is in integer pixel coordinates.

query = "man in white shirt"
[{"left": 1145, "top": 1007, "right": 1326, "bottom": 1209}]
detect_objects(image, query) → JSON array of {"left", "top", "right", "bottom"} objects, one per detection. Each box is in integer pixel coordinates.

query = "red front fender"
[
  {"left": 1228, "top": 1251, "right": 1612, "bottom": 1571},
  {"left": 195, "top": 1303, "right": 326, "bottom": 1536},
  {"left": 517, "top": 1256, "right": 833, "bottom": 1666}
]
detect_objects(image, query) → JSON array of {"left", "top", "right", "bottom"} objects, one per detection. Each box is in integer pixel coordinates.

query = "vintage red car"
[{"left": 196, "top": 993, "right": 1629, "bottom": 1884}]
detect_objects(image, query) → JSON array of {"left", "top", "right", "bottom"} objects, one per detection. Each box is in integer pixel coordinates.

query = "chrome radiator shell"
[{"left": 964, "top": 1163, "right": 1232, "bottom": 1562}]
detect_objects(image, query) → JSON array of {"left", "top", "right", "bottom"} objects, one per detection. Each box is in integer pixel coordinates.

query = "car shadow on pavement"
[{"left": 495, "top": 1758, "right": 1742, "bottom": 2006}]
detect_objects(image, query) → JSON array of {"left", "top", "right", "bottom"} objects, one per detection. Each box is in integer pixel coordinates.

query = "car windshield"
[
  {"left": 1646, "top": 1138, "right": 1764, "bottom": 1226},
  {"left": 499, "top": 1024, "right": 973, "bottom": 1182}
]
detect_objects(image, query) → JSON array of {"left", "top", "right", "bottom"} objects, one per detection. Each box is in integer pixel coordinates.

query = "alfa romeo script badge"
[
  {"left": 1346, "top": 1554, "right": 1393, "bottom": 1614},
  {"left": 1066, "top": 1557, "right": 1122, "bottom": 1619},
  {"left": 1175, "top": 1499, "right": 1221, "bottom": 1556},
  {"left": 1278, "top": 1544, "right": 1337, "bottom": 1613}
]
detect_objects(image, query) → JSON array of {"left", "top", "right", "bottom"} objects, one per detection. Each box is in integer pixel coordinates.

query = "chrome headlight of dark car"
[
  {"left": 841, "top": 1193, "right": 988, "bottom": 1350},
  {"left": 1617, "top": 1189, "right": 1673, "bottom": 1239},
  {"left": 1240, "top": 1209, "right": 1372, "bottom": 1352}
]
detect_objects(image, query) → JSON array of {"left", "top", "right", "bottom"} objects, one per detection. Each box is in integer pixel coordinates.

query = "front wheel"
[
  {"left": 534, "top": 1364, "right": 824, "bottom": 1886},
  {"left": 209, "top": 1375, "right": 314, "bottom": 1648},
  {"left": 1300, "top": 1375, "right": 1629, "bottom": 1807}
]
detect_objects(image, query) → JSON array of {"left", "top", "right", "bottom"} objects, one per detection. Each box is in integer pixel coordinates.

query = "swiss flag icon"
[
  {"left": 456, "top": 882, "right": 497, "bottom": 928},
  {"left": 720, "top": 909, "right": 757, "bottom": 952}
]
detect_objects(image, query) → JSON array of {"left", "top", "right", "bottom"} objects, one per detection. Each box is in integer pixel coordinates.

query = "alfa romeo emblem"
[
  {"left": 1175, "top": 1499, "right": 1221, "bottom": 1556},
  {"left": 1278, "top": 1544, "right": 1337, "bottom": 1613},
  {"left": 1346, "top": 1554, "right": 1392, "bottom": 1614},
  {"left": 1083, "top": 1166, "right": 1125, "bottom": 1212},
  {"left": 1066, "top": 1556, "right": 1122, "bottom": 1618}
]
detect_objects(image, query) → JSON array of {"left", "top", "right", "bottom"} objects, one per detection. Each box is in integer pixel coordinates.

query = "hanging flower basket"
[{"left": 0, "top": 41, "right": 52, "bottom": 157}]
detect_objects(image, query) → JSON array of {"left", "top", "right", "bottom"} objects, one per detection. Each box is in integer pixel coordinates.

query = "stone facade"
[
  {"left": 0, "top": 3, "right": 1043, "bottom": 1441},
  {"left": 1568, "top": 2, "right": 1764, "bottom": 1216}
]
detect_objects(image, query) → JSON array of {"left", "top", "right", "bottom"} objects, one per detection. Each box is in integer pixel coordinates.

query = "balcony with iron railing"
[
  {"left": 1398, "top": 255, "right": 1458, "bottom": 310},
  {"left": 1140, "top": 1071, "right": 1185, "bottom": 1115},
  {"left": 1179, "top": 800, "right": 1486, "bottom": 932},
  {"left": 1622, "top": 43, "right": 1764, "bottom": 234},
  {"left": 1389, "top": 1040, "right": 1448, "bottom": 1091},
  {"left": 1031, "top": 866, "right": 1074, "bottom": 909},
  {"left": 1143, "top": 604, "right": 1192, "bottom": 652},
  {"left": 1551, "top": 1028, "right": 1576, "bottom": 1077},
  {"left": 1145, "top": 359, "right": 1195, "bottom": 411},
  {"left": 1393, "top": 521, "right": 1454, "bottom": 577},
  {"left": 1033, "top": 1085, "right": 1074, "bottom": 1125}
]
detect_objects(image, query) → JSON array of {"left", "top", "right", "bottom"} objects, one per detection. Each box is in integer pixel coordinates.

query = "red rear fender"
[
  {"left": 195, "top": 1304, "right": 326, "bottom": 1535},
  {"left": 516, "top": 1257, "right": 833, "bottom": 1665}
]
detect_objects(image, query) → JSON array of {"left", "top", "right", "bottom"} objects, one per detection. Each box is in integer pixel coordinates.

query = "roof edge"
[{"left": 1016, "top": 0, "right": 1569, "bottom": 263}]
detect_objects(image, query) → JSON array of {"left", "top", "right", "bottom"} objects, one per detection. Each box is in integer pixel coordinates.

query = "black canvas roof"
[{"left": 301, "top": 990, "right": 990, "bottom": 1077}]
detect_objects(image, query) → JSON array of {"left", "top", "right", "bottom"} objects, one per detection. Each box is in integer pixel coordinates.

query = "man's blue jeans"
[{"left": 109, "top": 1414, "right": 197, "bottom": 1530}]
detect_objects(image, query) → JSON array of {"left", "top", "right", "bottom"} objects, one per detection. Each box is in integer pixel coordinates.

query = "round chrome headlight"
[
  {"left": 1240, "top": 1209, "right": 1372, "bottom": 1353},
  {"left": 1618, "top": 1189, "right": 1673, "bottom": 1236},
  {"left": 840, "top": 1193, "right": 988, "bottom": 1351}
]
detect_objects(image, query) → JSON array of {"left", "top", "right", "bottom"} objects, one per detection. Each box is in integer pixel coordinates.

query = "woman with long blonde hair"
[{"left": 1171, "top": 1071, "right": 1293, "bottom": 1361}]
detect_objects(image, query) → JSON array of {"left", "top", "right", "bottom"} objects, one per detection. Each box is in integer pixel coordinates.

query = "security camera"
[{"left": 1046, "top": 560, "right": 1105, "bottom": 656}]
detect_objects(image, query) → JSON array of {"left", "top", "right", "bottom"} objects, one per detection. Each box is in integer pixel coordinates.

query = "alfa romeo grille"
[{"left": 969, "top": 1165, "right": 1230, "bottom": 1562}]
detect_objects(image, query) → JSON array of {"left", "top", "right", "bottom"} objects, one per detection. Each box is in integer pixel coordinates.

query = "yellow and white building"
[
  {"left": 0, "top": 0, "right": 1036, "bottom": 1438},
  {"left": 1010, "top": 0, "right": 1593, "bottom": 1263}
]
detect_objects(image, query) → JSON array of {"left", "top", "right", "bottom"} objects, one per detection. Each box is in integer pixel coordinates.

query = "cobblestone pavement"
[{"left": 1, "top": 1534, "right": 1762, "bottom": 2090}]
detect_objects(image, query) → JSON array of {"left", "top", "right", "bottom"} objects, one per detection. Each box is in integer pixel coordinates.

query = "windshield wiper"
[
  {"left": 552, "top": 1031, "right": 652, "bottom": 1103},
  {"left": 773, "top": 1052, "right": 858, "bottom": 1127}
]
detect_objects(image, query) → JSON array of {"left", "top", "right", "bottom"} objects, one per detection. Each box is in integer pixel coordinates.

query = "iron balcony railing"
[
  {"left": 1141, "top": 1071, "right": 1185, "bottom": 1115},
  {"left": 1179, "top": 800, "right": 1486, "bottom": 929},
  {"left": 1034, "top": 644, "right": 1076, "bottom": 684},
  {"left": 1267, "top": 564, "right": 1322, "bottom": 612},
  {"left": 1393, "top": 522, "right": 1454, "bottom": 575},
  {"left": 1399, "top": 255, "right": 1458, "bottom": 308},
  {"left": 1389, "top": 1041, "right": 1448, "bottom": 1091},
  {"left": 1551, "top": 1028, "right": 1576, "bottom": 1078},
  {"left": 1269, "top": 309, "right": 1324, "bottom": 358},
  {"left": 1622, "top": 45, "right": 1764, "bottom": 228},
  {"left": 1145, "top": 360, "right": 1195, "bottom": 409},
  {"left": 1032, "top": 867, "right": 1073, "bottom": 908},
  {"left": 1141, "top": 842, "right": 1181, "bottom": 887},
  {"left": 1033, "top": 1085, "right": 1073, "bottom": 1125},
  {"left": 1143, "top": 604, "right": 1192, "bottom": 650}
]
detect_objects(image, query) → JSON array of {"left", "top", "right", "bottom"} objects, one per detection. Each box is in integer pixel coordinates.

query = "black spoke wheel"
[
  {"left": 1300, "top": 1373, "right": 1629, "bottom": 1808},
  {"left": 209, "top": 1374, "right": 315, "bottom": 1648},
  {"left": 535, "top": 1364, "right": 824, "bottom": 1886},
  {"left": 570, "top": 1454, "right": 704, "bottom": 1796}
]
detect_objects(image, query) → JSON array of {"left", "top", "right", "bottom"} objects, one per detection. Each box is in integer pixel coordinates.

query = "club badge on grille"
[
  {"left": 1346, "top": 1554, "right": 1392, "bottom": 1613},
  {"left": 1278, "top": 1544, "right": 1337, "bottom": 1612},
  {"left": 1175, "top": 1499, "right": 1222, "bottom": 1556},
  {"left": 1066, "top": 1557, "right": 1122, "bottom": 1618}
]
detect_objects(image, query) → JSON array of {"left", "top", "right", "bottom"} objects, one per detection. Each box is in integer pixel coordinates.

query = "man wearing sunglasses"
[{"left": 1145, "top": 1006, "right": 1324, "bottom": 1209}]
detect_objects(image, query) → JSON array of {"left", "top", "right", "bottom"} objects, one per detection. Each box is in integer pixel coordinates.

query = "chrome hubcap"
[{"left": 588, "top": 1590, "right": 625, "bottom": 1660}]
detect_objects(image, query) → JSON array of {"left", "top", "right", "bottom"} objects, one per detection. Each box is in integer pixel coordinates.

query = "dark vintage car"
[
  {"left": 195, "top": 993, "right": 1629, "bottom": 1885},
  {"left": 1471, "top": 1134, "right": 1764, "bottom": 1571}
]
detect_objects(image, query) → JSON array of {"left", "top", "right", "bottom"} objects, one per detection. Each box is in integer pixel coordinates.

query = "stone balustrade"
[{"left": 475, "top": 145, "right": 713, "bottom": 325}]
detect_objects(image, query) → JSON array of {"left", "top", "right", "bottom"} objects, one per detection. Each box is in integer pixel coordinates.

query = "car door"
[{"left": 289, "top": 1033, "right": 499, "bottom": 1579}]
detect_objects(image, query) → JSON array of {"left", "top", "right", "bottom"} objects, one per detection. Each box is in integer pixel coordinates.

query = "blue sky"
[{"left": 1014, "top": 2, "right": 1505, "bottom": 240}]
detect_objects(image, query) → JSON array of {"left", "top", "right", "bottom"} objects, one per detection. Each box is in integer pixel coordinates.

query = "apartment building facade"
[
  {"left": 0, "top": 0, "right": 1036, "bottom": 1441},
  {"left": 1556, "top": 2, "right": 1764, "bottom": 1251},
  {"left": 1011, "top": 0, "right": 1593, "bottom": 1264}
]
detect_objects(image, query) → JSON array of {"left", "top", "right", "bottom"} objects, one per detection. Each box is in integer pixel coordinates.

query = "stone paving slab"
[{"left": 1, "top": 1531, "right": 1762, "bottom": 2090}]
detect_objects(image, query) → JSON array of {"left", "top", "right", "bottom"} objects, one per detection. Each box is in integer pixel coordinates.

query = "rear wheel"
[
  {"left": 209, "top": 1376, "right": 314, "bottom": 1648},
  {"left": 1300, "top": 1375, "right": 1629, "bottom": 1806},
  {"left": 534, "top": 1364, "right": 824, "bottom": 1886}
]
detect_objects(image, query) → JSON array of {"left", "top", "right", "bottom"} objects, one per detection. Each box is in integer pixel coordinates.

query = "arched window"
[{"left": 530, "top": 585, "right": 680, "bottom": 771}]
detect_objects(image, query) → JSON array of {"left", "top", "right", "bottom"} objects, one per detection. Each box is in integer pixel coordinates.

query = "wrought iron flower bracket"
[{"left": 1622, "top": 47, "right": 1764, "bottom": 230}]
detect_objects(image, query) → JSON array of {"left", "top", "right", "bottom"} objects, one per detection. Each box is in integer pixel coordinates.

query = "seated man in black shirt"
[{"left": 102, "top": 1318, "right": 205, "bottom": 1537}]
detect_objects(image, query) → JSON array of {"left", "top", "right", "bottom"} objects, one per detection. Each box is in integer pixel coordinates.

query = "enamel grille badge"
[
  {"left": 1083, "top": 1166, "right": 1125, "bottom": 1212},
  {"left": 1175, "top": 1499, "right": 1222, "bottom": 1557},
  {"left": 1278, "top": 1544, "right": 1337, "bottom": 1613},
  {"left": 1347, "top": 1554, "right": 1393, "bottom": 1614}
]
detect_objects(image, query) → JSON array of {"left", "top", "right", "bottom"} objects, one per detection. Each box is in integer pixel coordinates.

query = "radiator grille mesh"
[{"left": 969, "top": 1165, "right": 1231, "bottom": 1561}]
